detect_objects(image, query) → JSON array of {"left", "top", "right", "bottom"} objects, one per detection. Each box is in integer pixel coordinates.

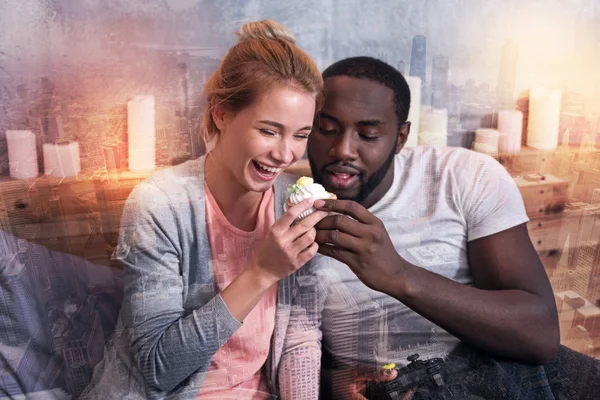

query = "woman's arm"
[
  {"left": 278, "top": 260, "right": 327, "bottom": 399},
  {"left": 120, "top": 182, "right": 325, "bottom": 393},
  {"left": 118, "top": 181, "right": 243, "bottom": 393}
]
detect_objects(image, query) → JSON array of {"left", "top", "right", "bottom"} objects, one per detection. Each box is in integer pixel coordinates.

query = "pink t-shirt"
[{"left": 197, "top": 184, "right": 278, "bottom": 400}]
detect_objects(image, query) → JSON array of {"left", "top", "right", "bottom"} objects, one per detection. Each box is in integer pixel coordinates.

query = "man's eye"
[
  {"left": 319, "top": 127, "right": 337, "bottom": 134},
  {"left": 360, "top": 134, "right": 379, "bottom": 141}
]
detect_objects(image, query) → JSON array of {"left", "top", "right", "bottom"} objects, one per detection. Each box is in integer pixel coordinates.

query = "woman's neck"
[{"left": 204, "top": 152, "right": 264, "bottom": 231}]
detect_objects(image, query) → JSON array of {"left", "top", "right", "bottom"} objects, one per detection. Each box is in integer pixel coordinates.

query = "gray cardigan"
[{"left": 81, "top": 156, "right": 321, "bottom": 399}]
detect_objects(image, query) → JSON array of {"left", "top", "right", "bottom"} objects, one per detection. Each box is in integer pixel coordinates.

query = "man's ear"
[
  {"left": 396, "top": 121, "right": 411, "bottom": 153},
  {"left": 211, "top": 101, "right": 228, "bottom": 131}
]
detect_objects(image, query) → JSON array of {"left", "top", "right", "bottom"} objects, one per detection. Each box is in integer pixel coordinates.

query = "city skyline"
[
  {"left": 0, "top": 1, "right": 599, "bottom": 396},
  {"left": 1, "top": 1, "right": 599, "bottom": 86}
]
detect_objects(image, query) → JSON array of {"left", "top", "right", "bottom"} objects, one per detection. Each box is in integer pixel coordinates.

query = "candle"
[
  {"left": 404, "top": 76, "right": 421, "bottom": 148},
  {"left": 473, "top": 142, "right": 499, "bottom": 158},
  {"left": 43, "top": 141, "right": 81, "bottom": 178},
  {"left": 128, "top": 95, "right": 156, "bottom": 173},
  {"left": 6, "top": 130, "right": 39, "bottom": 180},
  {"left": 527, "top": 88, "right": 561, "bottom": 150},
  {"left": 473, "top": 129, "right": 500, "bottom": 158},
  {"left": 475, "top": 128, "right": 499, "bottom": 147},
  {"left": 419, "top": 107, "right": 448, "bottom": 146},
  {"left": 497, "top": 110, "right": 523, "bottom": 154}
]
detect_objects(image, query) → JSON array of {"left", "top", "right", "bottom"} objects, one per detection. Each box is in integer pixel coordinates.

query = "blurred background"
[{"left": 1, "top": 1, "right": 599, "bottom": 398}]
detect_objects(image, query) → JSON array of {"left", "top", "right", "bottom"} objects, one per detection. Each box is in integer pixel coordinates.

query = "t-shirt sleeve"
[{"left": 460, "top": 152, "right": 529, "bottom": 242}]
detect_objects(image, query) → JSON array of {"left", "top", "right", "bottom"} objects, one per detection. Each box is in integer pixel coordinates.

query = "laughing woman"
[{"left": 82, "top": 20, "right": 325, "bottom": 400}]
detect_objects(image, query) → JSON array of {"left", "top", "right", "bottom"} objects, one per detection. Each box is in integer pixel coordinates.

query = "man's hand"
[
  {"left": 325, "top": 365, "right": 415, "bottom": 400},
  {"left": 313, "top": 199, "right": 407, "bottom": 296}
]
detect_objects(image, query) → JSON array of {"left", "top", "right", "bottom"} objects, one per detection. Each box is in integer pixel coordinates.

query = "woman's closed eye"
[
  {"left": 259, "top": 128, "right": 278, "bottom": 136},
  {"left": 294, "top": 132, "right": 310, "bottom": 140}
]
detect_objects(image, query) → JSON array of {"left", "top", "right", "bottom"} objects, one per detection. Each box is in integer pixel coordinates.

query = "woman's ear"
[{"left": 211, "top": 101, "right": 227, "bottom": 131}]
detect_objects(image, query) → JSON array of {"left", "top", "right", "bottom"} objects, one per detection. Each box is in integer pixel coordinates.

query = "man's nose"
[{"left": 330, "top": 133, "right": 358, "bottom": 161}]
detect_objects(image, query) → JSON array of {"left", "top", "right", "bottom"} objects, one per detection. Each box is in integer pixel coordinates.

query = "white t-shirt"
[{"left": 313, "top": 146, "right": 529, "bottom": 368}]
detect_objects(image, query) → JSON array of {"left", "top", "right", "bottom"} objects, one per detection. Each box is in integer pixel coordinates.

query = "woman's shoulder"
[
  {"left": 133, "top": 158, "right": 205, "bottom": 203},
  {"left": 148, "top": 157, "right": 204, "bottom": 189},
  {"left": 273, "top": 172, "right": 300, "bottom": 205}
]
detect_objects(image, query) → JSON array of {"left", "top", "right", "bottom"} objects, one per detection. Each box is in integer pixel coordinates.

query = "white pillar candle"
[
  {"left": 497, "top": 110, "right": 523, "bottom": 154},
  {"left": 473, "top": 142, "right": 498, "bottom": 157},
  {"left": 404, "top": 76, "right": 421, "bottom": 148},
  {"left": 419, "top": 107, "right": 448, "bottom": 146},
  {"left": 473, "top": 129, "right": 500, "bottom": 158},
  {"left": 474, "top": 128, "right": 500, "bottom": 147},
  {"left": 6, "top": 130, "right": 39, "bottom": 180},
  {"left": 128, "top": 95, "right": 156, "bottom": 173},
  {"left": 43, "top": 141, "right": 81, "bottom": 178},
  {"left": 527, "top": 88, "right": 561, "bottom": 150}
]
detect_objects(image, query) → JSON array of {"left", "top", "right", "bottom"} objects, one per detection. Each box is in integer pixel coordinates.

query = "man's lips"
[
  {"left": 325, "top": 165, "right": 361, "bottom": 175},
  {"left": 325, "top": 170, "right": 359, "bottom": 189}
]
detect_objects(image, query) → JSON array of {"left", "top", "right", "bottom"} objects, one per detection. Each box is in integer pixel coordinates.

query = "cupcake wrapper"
[
  {"left": 286, "top": 190, "right": 335, "bottom": 223},
  {"left": 295, "top": 207, "right": 316, "bottom": 222}
]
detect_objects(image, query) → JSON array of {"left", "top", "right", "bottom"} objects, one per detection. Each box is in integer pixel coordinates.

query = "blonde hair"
[{"left": 202, "top": 20, "right": 323, "bottom": 142}]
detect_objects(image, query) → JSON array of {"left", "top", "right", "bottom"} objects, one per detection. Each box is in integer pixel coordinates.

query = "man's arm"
[
  {"left": 314, "top": 200, "right": 560, "bottom": 365},
  {"left": 392, "top": 222, "right": 560, "bottom": 364}
]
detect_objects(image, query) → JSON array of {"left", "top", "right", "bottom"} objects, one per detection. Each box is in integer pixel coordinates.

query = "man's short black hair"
[{"left": 322, "top": 56, "right": 411, "bottom": 126}]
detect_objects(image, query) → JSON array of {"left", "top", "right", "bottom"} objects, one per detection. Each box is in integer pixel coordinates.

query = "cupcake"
[{"left": 285, "top": 176, "right": 337, "bottom": 221}]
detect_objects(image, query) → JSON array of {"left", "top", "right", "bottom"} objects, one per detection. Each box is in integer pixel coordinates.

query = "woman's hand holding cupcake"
[
  {"left": 249, "top": 197, "right": 327, "bottom": 286},
  {"left": 285, "top": 177, "right": 337, "bottom": 222}
]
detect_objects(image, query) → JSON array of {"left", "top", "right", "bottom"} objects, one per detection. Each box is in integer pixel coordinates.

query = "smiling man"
[
  {"left": 308, "top": 75, "right": 402, "bottom": 210},
  {"left": 285, "top": 56, "right": 600, "bottom": 400}
]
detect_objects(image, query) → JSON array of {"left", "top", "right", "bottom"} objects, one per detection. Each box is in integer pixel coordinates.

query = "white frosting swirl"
[{"left": 288, "top": 183, "right": 329, "bottom": 205}]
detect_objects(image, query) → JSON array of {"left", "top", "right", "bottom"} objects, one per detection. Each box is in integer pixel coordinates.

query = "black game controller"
[{"left": 364, "top": 354, "right": 447, "bottom": 400}]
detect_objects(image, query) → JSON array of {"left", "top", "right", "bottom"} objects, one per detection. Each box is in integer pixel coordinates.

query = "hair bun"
[{"left": 237, "top": 20, "right": 296, "bottom": 44}]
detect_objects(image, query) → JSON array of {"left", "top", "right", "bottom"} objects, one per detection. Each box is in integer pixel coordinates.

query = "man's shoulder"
[
  {"left": 401, "top": 145, "right": 492, "bottom": 166},
  {"left": 400, "top": 146, "right": 506, "bottom": 180}
]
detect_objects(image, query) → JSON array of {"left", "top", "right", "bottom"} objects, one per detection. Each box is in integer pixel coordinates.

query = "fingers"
[
  {"left": 400, "top": 387, "right": 416, "bottom": 400},
  {"left": 314, "top": 199, "right": 375, "bottom": 224},
  {"left": 315, "top": 227, "right": 363, "bottom": 252},
  {"left": 370, "top": 368, "right": 398, "bottom": 383},
  {"left": 297, "top": 241, "right": 319, "bottom": 265},
  {"left": 318, "top": 243, "right": 355, "bottom": 267},
  {"left": 354, "top": 364, "right": 379, "bottom": 380},
  {"left": 277, "top": 198, "right": 317, "bottom": 228},
  {"left": 294, "top": 227, "right": 316, "bottom": 252},
  {"left": 289, "top": 211, "right": 327, "bottom": 265},
  {"left": 353, "top": 364, "right": 397, "bottom": 381},
  {"left": 315, "top": 213, "right": 363, "bottom": 238},
  {"left": 288, "top": 209, "right": 328, "bottom": 238},
  {"left": 270, "top": 201, "right": 328, "bottom": 268}
]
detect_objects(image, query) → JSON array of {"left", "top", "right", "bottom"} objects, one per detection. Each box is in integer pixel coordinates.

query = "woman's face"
[{"left": 213, "top": 85, "right": 316, "bottom": 193}]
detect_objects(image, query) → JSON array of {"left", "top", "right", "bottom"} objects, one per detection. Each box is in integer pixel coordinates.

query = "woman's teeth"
[{"left": 255, "top": 161, "right": 281, "bottom": 174}]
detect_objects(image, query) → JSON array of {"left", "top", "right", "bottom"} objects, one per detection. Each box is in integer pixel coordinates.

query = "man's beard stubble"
[{"left": 307, "top": 140, "right": 397, "bottom": 206}]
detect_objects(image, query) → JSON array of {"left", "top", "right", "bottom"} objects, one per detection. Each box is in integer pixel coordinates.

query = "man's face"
[{"left": 308, "top": 76, "right": 409, "bottom": 208}]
